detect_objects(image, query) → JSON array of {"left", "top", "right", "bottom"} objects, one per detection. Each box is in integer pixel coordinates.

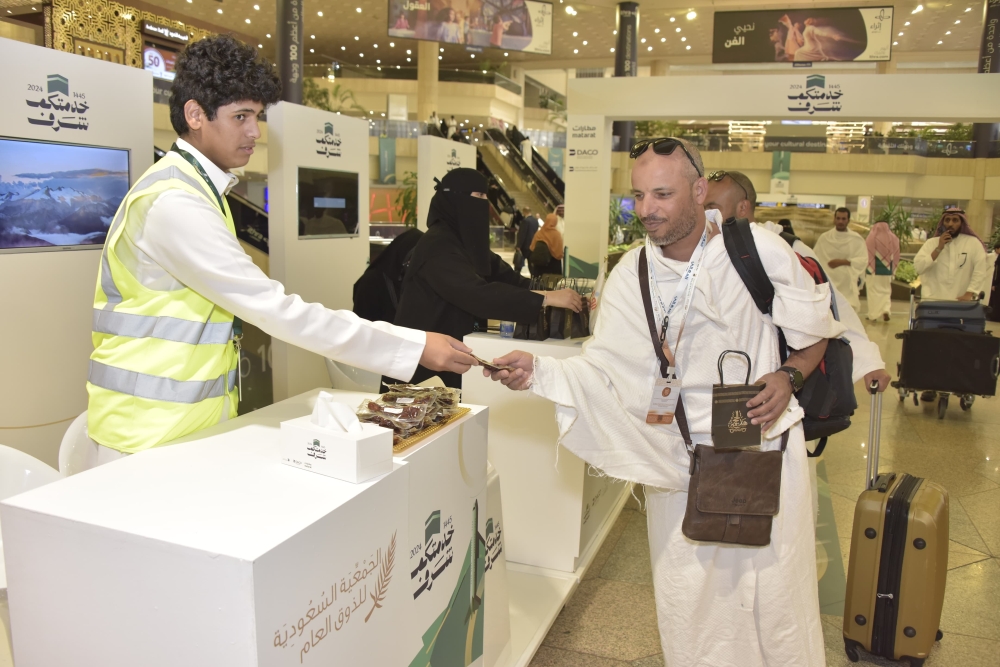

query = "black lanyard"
[{"left": 169, "top": 143, "right": 242, "bottom": 340}]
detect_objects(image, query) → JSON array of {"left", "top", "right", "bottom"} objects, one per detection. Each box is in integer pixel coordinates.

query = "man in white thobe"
[
  {"left": 813, "top": 208, "right": 868, "bottom": 312},
  {"left": 484, "top": 140, "right": 843, "bottom": 666},
  {"left": 914, "top": 208, "right": 988, "bottom": 301},
  {"left": 864, "top": 220, "right": 901, "bottom": 322}
]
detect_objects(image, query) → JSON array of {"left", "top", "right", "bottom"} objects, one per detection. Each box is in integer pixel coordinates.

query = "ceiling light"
[
  {"left": 504, "top": 52, "right": 508, "bottom": 56},
  {"left": 310, "top": 48, "right": 314, "bottom": 53},
  {"left": 641, "top": 38, "right": 646, "bottom": 43},
  {"left": 245, "top": 18, "right": 250, "bottom": 24},
  {"left": 573, "top": 49, "right": 578, "bottom": 53},
  {"left": 438, "top": 55, "right": 442, "bottom": 60},
  {"left": 904, "top": 21, "right": 910, "bottom": 25},
  {"left": 582, "top": 40, "right": 588, "bottom": 45},
  {"left": 937, "top": 40, "right": 943, "bottom": 44},
  {"left": 686, "top": 45, "right": 691, "bottom": 50},
  {"left": 613, "top": 30, "right": 617, "bottom": 35},
  {"left": 647, "top": 45, "right": 652, "bottom": 51},
  {"left": 670, "top": 17, "right": 676, "bottom": 22},
  {"left": 565, "top": 6, "right": 576, "bottom": 16},
  {"left": 676, "top": 27, "right": 681, "bottom": 32},
  {"left": 660, "top": 37, "right": 666, "bottom": 42},
  {"left": 946, "top": 30, "right": 951, "bottom": 34},
  {"left": 258, "top": 44, "right": 262, "bottom": 48},
  {"left": 397, "top": 65, "right": 401, "bottom": 69},
  {"left": 573, "top": 31, "right": 578, "bottom": 37},
  {"left": 356, "top": 7, "right": 362, "bottom": 12},
  {"left": 893, "top": 41, "right": 898, "bottom": 45},
  {"left": 390, "top": 42, "right": 395, "bottom": 47},
  {"left": 310, "top": 34, "right": 315, "bottom": 39},
  {"left": 955, "top": 19, "right": 961, "bottom": 23},
  {"left": 966, "top": 6, "right": 973, "bottom": 11},
  {"left": 681, "top": 36, "right": 686, "bottom": 41},
  {"left": 266, "top": 33, "right": 271, "bottom": 38},
  {"left": 354, "top": 36, "right": 359, "bottom": 40},
  {"left": 254, "top": 4, "right": 259, "bottom": 9},
  {"left": 482, "top": 69, "right": 487, "bottom": 73},
  {"left": 217, "top": 8, "right": 222, "bottom": 13},
  {"left": 440, "top": 47, "right": 444, "bottom": 52},
  {"left": 317, "top": 11, "right": 323, "bottom": 17},
  {"left": 912, "top": 4, "right": 923, "bottom": 13},
  {"left": 686, "top": 10, "right": 697, "bottom": 20},
  {"left": 898, "top": 31, "right": 904, "bottom": 36},
  {"left": 407, "top": 57, "right": 411, "bottom": 61},
  {"left": 341, "top": 46, "right": 346, "bottom": 50},
  {"left": 359, "top": 53, "right": 364, "bottom": 57},
  {"left": 374, "top": 44, "right": 378, "bottom": 48},
  {"left": 406, "top": 49, "right": 412, "bottom": 54},
  {"left": 377, "top": 59, "right": 381, "bottom": 63},
  {"left": 654, "top": 28, "right": 660, "bottom": 33},
  {"left": 610, "top": 47, "right": 615, "bottom": 52},
  {"left": 471, "top": 54, "right": 475, "bottom": 58},
  {"left": 377, "top": 66, "right": 382, "bottom": 71},
  {"left": 479, "top": 124, "right": 484, "bottom": 128}
]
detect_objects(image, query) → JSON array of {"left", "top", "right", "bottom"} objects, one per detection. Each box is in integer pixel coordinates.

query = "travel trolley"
[
  {"left": 892, "top": 289, "right": 999, "bottom": 418},
  {"left": 843, "top": 382, "right": 949, "bottom": 666}
]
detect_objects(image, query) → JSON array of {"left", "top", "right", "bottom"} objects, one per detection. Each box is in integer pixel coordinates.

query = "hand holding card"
[{"left": 473, "top": 354, "right": 516, "bottom": 373}]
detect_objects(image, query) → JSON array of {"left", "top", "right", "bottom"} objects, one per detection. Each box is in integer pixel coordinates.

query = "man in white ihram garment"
[
  {"left": 914, "top": 207, "right": 988, "bottom": 301},
  {"left": 813, "top": 207, "right": 868, "bottom": 313},
  {"left": 483, "top": 138, "right": 844, "bottom": 666}
]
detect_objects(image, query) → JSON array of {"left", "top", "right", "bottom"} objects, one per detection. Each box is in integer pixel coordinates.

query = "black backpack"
[
  {"left": 721, "top": 218, "right": 857, "bottom": 457},
  {"left": 530, "top": 241, "right": 552, "bottom": 268}
]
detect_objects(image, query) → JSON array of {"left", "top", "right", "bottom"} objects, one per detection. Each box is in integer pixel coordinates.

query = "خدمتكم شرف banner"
[
  {"left": 713, "top": 6, "right": 893, "bottom": 64},
  {"left": 388, "top": 0, "right": 551, "bottom": 55}
]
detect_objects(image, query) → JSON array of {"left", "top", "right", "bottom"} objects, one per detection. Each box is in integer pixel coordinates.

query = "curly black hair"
[{"left": 169, "top": 34, "right": 282, "bottom": 135}]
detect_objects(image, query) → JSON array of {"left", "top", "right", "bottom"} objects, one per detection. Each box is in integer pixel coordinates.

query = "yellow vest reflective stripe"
[{"left": 87, "top": 153, "right": 238, "bottom": 453}]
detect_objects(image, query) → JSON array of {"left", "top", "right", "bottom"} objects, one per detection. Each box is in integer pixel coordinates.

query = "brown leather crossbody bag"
[{"left": 639, "top": 247, "right": 785, "bottom": 547}]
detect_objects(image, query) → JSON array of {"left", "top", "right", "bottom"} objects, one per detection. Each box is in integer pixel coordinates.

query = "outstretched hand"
[
  {"left": 420, "top": 333, "right": 477, "bottom": 374},
  {"left": 482, "top": 350, "right": 535, "bottom": 391}
]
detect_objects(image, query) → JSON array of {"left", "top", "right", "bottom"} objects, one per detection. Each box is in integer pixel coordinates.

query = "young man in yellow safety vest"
[{"left": 88, "top": 35, "right": 475, "bottom": 458}]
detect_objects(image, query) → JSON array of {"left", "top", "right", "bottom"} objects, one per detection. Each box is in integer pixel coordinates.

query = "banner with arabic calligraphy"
[
  {"left": 388, "top": 0, "right": 552, "bottom": 55},
  {"left": 713, "top": 7, "right": 893, "bottom": 64}
]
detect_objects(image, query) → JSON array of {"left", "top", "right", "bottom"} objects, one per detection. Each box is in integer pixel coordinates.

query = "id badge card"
[{"left": 646, "top": 373, "right": 681, "bottom": 425}]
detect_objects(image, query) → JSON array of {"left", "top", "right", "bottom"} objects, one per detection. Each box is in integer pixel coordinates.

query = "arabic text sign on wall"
[
  {"left": 713, "top": 7, "right": 892, "bottom": 64},
  {"left": 141, "top": 20, "right": 189, "bottom": 44},
  {"left": 316, "top": 122, "right": 342, "bottom": 158},
  {"left": 787, "top": 74, "right": 844, "bottom": 115},
  {"left": 25, "top": 74, "right": 91, "bottom": 132}
]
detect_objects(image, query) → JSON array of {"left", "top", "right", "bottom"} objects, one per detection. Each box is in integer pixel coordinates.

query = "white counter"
[
  {"left": 462, "top": 333, "right": 630, "bottom": 574},
  {"left": 0, "top": 389, "right": 500, "bottom": 667}
]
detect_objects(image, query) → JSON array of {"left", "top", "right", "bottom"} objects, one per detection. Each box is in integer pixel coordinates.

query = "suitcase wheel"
[
  {"left": 938, "top": 395, "right": 949, "bottom": 419},
  {"left": 960, "top": 395, "right": 975, "bottom": 411},
  {"left": 913, "top": 392, "right": 919, "bottom": 406},
  {"left": 936, "top": 629, "right": 943, "bottom": 641},
  {"left": 843, "top": 638, "right": 861, "bottom": 663},
  {"left": 904, "top": 658, "right": 925, "bottom": 667}
]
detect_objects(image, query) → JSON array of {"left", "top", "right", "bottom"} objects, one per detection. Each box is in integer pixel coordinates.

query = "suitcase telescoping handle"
[{"left": 865, "top": 380, "right": 883, "bottom": 491}]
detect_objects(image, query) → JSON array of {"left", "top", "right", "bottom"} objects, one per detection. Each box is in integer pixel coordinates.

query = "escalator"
[
  {"left": 482, "top": 128, "right": 563, "bottom": 212},
  {"left": 506, "top": 128, "right": 564, "bottom": 198}
]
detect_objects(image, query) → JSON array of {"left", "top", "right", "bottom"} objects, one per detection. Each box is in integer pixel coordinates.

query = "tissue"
[{"left": 311, "top": 392, "right": 363, "bottom": 433}]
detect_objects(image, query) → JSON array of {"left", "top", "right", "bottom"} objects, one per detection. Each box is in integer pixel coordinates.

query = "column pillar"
[
  {"left": 873, "top": 59, "right": 897, "bottom": 136},
  {"left": 276, "top": 0, "right": 303, "bottom": 104},
  {"left": 968, "top": 159, "right": 994, "bottom": 240},
  {"left": 612, "top": 2, "right": 639, "bottom": 151},
  {"left": 651, "top": 59, "right": 670, "bottom": 77},
  {"left": 973, "top": 0, "right": 1000, "bottom": 158},
  {"left": 417, "top": 40, "right": 440, "bottom": 124}
]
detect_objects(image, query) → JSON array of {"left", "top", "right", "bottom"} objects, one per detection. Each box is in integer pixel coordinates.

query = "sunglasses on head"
[
  {"left": 707, "top": 170, "right": 749, "bottom": 201},
  {"left": 629, "top": 137, "right": 703, "bottom": 177}
]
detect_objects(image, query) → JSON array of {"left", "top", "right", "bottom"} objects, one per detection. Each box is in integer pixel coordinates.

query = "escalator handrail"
[
  {"left": 476, "top": 153, "right": 517, "bottom": 212},
  {"left": 530, "top": 147, "right": 565, "bottom": 197},
  {"left": 484, "top": 128, "right": 563, "bottom": 209}
]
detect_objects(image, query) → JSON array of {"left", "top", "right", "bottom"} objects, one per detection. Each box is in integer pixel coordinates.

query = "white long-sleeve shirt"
[
  {"left": 913, "top": 232, "right": 988, "bottom": 301},
  {"left": 118, "top": 139, "right": 425, "bottom": 382}
]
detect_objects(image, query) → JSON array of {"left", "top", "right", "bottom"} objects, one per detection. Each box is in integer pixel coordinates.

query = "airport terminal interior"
[{"left": 2, "top": 0, "right": 1000, "bottom": 666}]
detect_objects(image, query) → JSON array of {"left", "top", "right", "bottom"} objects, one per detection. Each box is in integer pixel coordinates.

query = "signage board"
[
  {"left": 388, "top": 0, "right": 552, "bottom": 55},
  {"left": 713, "top": 6, "right": 892, "bottom": 63}
]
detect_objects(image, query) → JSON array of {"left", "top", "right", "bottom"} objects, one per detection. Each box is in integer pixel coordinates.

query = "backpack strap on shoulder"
[{"left": 721, "top": 218, "right": 774, "bottom": 315}]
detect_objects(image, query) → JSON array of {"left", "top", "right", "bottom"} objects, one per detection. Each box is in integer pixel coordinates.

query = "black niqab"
[{"left": 424, "top": 168, "right": 492, "bottom": 277}]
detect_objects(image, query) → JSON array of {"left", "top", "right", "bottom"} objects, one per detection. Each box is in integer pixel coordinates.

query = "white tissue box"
[{"left": 279, "top": 416, "right": 393, "bottom": 483}]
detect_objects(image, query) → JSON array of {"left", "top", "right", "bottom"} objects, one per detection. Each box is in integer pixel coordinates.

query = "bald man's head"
[{"left": 704, "top": 170, "right": 757, "bottom": 222}]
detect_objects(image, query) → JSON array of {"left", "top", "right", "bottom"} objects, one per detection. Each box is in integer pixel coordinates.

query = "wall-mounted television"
[
  {"left": 143, "top": 42, "right": 179, "bottom": 81},
  {"left": 388, "top": 0, "right": 552, "bottom": 55},
  {"left": 298, "top": 167, "right": 360, "bottom": 238},
  {"left": 0, "top": 137, "right": 130, "bottom": 252}
]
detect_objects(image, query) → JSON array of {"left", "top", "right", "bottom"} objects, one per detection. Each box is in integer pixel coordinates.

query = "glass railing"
[
  {"left": 367, "top": 119, "right": 427, "bottom": 138},
  {"left": 522, "top": 129, "right": 567, "bottom": 148},
  {"left": 636, "top": 135, "right": 979, "bottom": 158},
  {"left": 305, "top": 65, "right": 521, "bottom": 94}
]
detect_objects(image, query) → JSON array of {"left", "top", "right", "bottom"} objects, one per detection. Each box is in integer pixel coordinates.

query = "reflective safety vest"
[{"left": 87, "top": 152, "right": 239, "bottom": 453}]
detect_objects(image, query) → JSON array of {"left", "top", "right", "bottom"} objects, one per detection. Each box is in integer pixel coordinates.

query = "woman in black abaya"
[{"left": 388, "top": 168, "right": 581, "bottom": 388}]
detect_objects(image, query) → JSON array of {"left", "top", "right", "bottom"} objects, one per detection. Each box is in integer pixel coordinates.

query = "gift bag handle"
[{"left": 717, "top": 350, "right": 752, "bottom": 385}]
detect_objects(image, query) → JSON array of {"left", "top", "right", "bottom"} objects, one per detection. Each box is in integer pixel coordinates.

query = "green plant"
[
  {"left": 395, "top": 171, "right": 418, "bottom": 228},
  {"left": 875, "top": 196, "right": 914, "bottom": 242},
  {"left": 608, "top": 195, "right": 643, "bottom": 245},
  {"left": 303, "top": 77, "right": 367, "bottom": 115},
  {"left": 634, "top": 120, "right": 682, "bottom": 140},
  {"left": 944, "top": 123, "right": 974, "bottom": 141},
  {"left": 895, "top": 259, "right": 917, "bottom": 284}
]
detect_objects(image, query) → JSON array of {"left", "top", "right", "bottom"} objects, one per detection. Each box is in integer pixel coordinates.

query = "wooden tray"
[{"left": 392, "top": 407, "right": 471, "bottom": 453}]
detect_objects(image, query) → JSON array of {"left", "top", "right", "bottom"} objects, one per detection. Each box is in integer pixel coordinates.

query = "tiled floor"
[{"left": 529, "top": 301, "right": 1000, "bottom": 667}]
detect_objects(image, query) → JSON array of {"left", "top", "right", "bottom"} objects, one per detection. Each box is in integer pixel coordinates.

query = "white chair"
[
  {"left": 58, "top": 411, "right": 100, "bottom": 477},
  {"left": 325, "top": 359, "right": 382, "bottom": 393},
  {"left": 0, "top": 445, "right": 62, "bottom": 591}
]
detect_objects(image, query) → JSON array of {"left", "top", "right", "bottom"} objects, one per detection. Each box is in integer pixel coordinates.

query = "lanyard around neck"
[
  {"left": 171, "top": 143, "right": 227, "bottom": 213},
  {"left": 645, "top": 226, "right": 709, "bottom": 354}
]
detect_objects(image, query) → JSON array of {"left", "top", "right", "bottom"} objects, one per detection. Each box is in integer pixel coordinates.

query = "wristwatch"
[{"left": 778, "top": 365, "right": 805, "bottom": 392}]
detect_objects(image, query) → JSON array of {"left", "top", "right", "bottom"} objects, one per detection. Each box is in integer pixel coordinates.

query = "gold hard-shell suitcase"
[{"left": 843, "top": 384, "right": 949, "bottom": 666}]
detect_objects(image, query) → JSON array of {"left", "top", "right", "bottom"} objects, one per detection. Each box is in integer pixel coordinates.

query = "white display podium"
[
  {"left": 463, "top": 334, "right": 630, "bottom": 574},
  {"left": 0, "top": 389, "right": 505, "bottom": 667}
]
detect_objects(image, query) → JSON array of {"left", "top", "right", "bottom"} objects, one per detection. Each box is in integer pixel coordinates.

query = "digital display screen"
[
  {"left": 388, "top": 0, "right": 552, "bottom": 55},
  {"left": 0, "top": 137, "right": 130, "bottom": 252},
  {"left": 298, "top": 167, "right": 360, "bottom": 238},
  {"left": 713, "top": 7, "right": 892, "bottom": 64},
  {"left": 143, "top": 42, "right": 178, "bottom": 81}
]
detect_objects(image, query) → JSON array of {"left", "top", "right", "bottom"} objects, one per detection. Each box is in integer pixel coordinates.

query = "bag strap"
[{"left": 722, "top": 218, "right": 774, "bottom": 316}]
